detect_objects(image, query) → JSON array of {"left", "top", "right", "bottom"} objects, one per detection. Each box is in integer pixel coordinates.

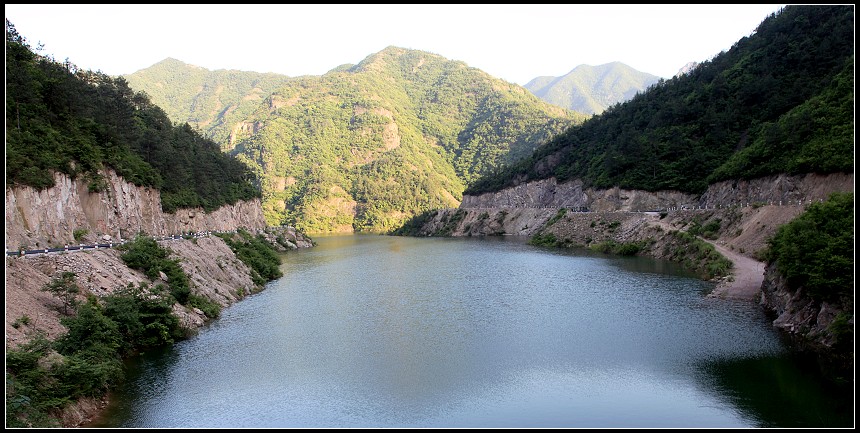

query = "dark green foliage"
[
  {"left": 765, "top": 192, "right": 853, "bottom": 303},
  {"left": 6, "top": 335, "right": 66, "bottom": 427},
  {"left": 216, "top": 229, "right": 283, "bottom": 286},
  {"left": 187, "top": 294, "right": 222, "bottom": 319},
  {"left": 102, "top": 283, "right": 184, "bottom": 351},
  {"left": 466, "top": 6, "right": 854, "bottom": 196},
  {"left": 118, "top": 235, "right": 191, "bottom": 304},
  {"left": 828, "top": 312, "right": 853, "bottom": 354},
  {"left": 390, "top": 209, "right": 439, "bottom": 236},
  {"left": 709, "top": 57, "right": 854, "bottom": 182},
  {"left": 528, "top": 232, "right": 563, "bottom": 248},
  {"left": 5, "top": 20, "right": 259, "bottom": 213},
  {"left": 660, "top": 231, "right": 733, "bottom": 280},
  {"left": 589, "top": 240, "right": 646, "bottom": 256},
  {"left": 437, "top": 209, "right": 467, "bottom": 236},
  {"left": 6, "top": 285, "right": 186, "bottom": 427},
  {"left": 117, "top": 235, "right": 169, "bottom": 279},
  {"left": 54, "top": 296, "right": 122, "bottom": 358},
  {"left": 688, "top": 218, "right": 722, "bottom": 240},
  {"left": 42, "top": 271, "right": 80, "bottom": 315}
]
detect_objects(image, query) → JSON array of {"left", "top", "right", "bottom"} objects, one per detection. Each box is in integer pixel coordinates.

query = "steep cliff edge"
[
  {"left": 5, "top": 168, "right": 312, "bottom": 350},
  {"left": 5, "top": 169, "right": 269, "bottom": 251}
]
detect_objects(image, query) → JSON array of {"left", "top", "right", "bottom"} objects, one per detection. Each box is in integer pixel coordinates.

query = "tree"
[{"left": 42, "top": 272, "right": 80, "bottom": 315}]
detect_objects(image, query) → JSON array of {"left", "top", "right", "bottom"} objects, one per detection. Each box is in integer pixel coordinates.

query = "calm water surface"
[{"left": 94, "top": 235, "right": 853, "bottom": 428}]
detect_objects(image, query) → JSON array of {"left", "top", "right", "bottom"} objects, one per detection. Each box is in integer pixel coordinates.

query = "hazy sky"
[{"left": 5, "top": 4, "right": 786, "bottom": 84}]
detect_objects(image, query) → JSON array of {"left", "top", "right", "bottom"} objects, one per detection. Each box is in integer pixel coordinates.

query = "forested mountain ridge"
[
  {"left": 524, "top": 62, "right": 661, "bottom": 115},
  {"left": 129, "top": 46, "right": 587, "bottom": 233},
  {"left": 123, "top": 58, "right": 294, "bottom": 151},
  {"left": 467, "top": 5, "right": 854, "bottom": 197},
  {"left": 4, "top": 20, "right": 260, "bottom": 213}
]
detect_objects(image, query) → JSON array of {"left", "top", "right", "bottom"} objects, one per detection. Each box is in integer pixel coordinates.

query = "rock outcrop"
[
  {"left": 5, "top": 169, "right": 313, "bottom": 350},
  {"left": 5, "top": 169, "right": 268, "bottom": 250},
  {"left": 760, "top": 262, "right": 854, "bottom": 374},
  {"left": 461, "top": 177, "right": 698, "bottom": 211},
  {"left": 461, "top": 172, "right": 854, "bottom": 212}
]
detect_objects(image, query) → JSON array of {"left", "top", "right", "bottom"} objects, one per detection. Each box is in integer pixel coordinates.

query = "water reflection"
[{"left": 695, "top": 354, "right": 854, "bottom": 427}]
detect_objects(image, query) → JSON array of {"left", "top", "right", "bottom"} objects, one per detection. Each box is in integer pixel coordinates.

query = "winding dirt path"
[
  {"left": 647, "top": 214, "right": 764, "bottom": 301},
  {"left": 706, "top": 241, "right": 765, "bottom": 301}
]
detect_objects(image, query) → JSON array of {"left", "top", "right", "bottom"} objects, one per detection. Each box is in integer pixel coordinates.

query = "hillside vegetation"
[
  {"left": 123, "top": 58, "right": 293, "bottom": 151},
  {"left": 467, "top": 5, "right": 854, "bottom": 196},
  {"left": 524, "top": 62, "right": 661, "bottom": 115},
  {"left": 128, "top": 47, "right": 588, "bottom": 233},
  {"left": 4, "top": 20, "right": 260, "bottom": 213}
]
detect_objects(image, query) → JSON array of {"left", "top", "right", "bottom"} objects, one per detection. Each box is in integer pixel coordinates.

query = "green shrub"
[
  {"left": 529, "top": 232, "right": 560, "bottom": 247},
  {"left": 42, "top": 272, "right": 80, "bottom": 315},
  {"left": 12, "top": 315, "right": 31, "bottom": 328},
  {"left": 545, "top": 208, "right": 568, "bottom": 228},
  {"left": 216, "top": 229, "right": 283, "bottom": 286},
  {"left": 588, "top": 240, "right": 644, "bottom": 256},
  {"left": 6, "top": 280, "right": 190, "bottom": 427},
  {"left": 103, "top": 283, "right": 183, "bottom": 352},
  {"left": 72, "top": 228, "right": 89, "bottom": 242},
  {"left": 118, "top": 234, "right": 191, "bottom": 305},
  {"left": 188, "top": 294, "right": 222, "bottom": 319},
  {"left": 764, "top": 192, "right": 853, "bottom": 302}
]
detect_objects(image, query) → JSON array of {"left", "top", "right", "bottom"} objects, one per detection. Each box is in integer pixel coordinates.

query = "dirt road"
[
  {"left": 706, "top": 241, "right": 765, "bottom": 301},
  {"left": 647, "top": 214, "right": 764, "bottom": 302}
]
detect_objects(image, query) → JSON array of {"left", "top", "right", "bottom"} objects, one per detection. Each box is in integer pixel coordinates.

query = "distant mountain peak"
[{"left": 524, "top": 62, "right": 661, "bottom": 115}]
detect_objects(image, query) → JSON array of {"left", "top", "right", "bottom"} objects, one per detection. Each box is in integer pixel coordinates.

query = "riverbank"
[{"left": 5, "top": 227, "right": 312, "bottom": 427}]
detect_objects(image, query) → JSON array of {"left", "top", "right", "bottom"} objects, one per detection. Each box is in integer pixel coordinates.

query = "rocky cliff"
[
  {"left": 461, "top": 172, "right": 854, "bottom": 212},
  {"left": 5, "top": 169, "right": 269, "bottom": 251},
  {"left": 413, "top": 172, "right": 853, "bottom": 369},
  {"left": 760, "top": 262, "right": 854, "bottom": 375},
  {"left": 460, "top": 177, "right": 698, "bottom": 211},
  {"left": 5, "top": 168, "right": 312, "bottom": 350}
]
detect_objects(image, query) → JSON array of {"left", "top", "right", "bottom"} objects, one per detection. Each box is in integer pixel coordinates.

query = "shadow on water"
[
  {"left": 87, "top": 346, "right": 181, "bottom": 427},
  {"left": 694, "top": 353, "right": 855, "bottom": 428}
]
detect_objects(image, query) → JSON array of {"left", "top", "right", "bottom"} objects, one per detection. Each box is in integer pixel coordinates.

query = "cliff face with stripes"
[{"left": 5, "top": 169, "right": 268, "bottom": 251}]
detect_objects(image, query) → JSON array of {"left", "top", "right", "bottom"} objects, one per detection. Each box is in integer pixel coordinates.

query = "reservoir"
[{"left": 93, "top": 234, "right": 853, "bottom": 428}]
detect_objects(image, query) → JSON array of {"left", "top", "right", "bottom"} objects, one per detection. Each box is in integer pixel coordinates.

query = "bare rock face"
[
  {"left": 461, "top": 177, "right": 698, "bottom": 211},
  {"left": 759, "top": 263, "right": 850, "bottom": 352},
  {"left": 699, "top": 172, "right": 854, "bottom": 207},
  {"left": 5, "top": 168, "right": 314, "bottom": 350},
  {"left": 461, "top": 172, "right": 854, "bottom": 212},
  {"left": 5, "top": 169, "right": 268, "bottom": 250}
]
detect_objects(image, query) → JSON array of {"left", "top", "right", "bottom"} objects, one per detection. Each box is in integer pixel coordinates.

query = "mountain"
[
  {"left": 467, "top": 5, "right": 853, "bottom": 197},
  {"left": 523, "top": 62, "right": 661, "bottom": 114},
  {"left": 127, "top": 47, "right": 588, "bottom": 233},
  {"left": 124, "top": 58, "right": 294, "bottom": 150}
]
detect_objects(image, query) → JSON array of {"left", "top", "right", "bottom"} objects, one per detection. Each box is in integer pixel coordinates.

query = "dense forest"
[
  {"left": 128, "top": 47, "right": 588, "bottom": 233},
  {"left": 5, "top": 20, "right": 260, "bottom": 213},
  {"left": 466, "top": 5, "right": 854, "bottom": 196}
]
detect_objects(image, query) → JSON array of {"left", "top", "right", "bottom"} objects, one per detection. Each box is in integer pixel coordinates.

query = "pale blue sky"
[{"left": 5, "top": 4, "right": 786, "bottom": 84}]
